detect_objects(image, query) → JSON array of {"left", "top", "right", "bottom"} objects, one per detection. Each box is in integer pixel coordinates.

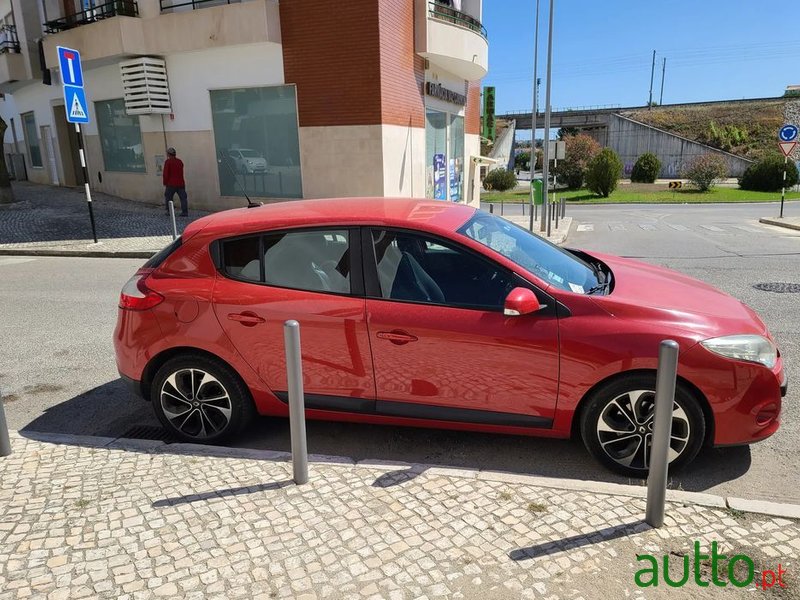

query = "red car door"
[
  {"left": 364, "top": 228, "right": 560, "bottom": 427},
  {"left": 212, "top": 228, "right": 375, "bottom": 407}
]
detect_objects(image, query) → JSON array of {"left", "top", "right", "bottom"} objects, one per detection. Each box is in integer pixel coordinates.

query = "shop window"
[
  {"left": 211, "top": 86, "right": 302, "bottom": 199},
  {"left": 95, "top": 99, "right": 146, "bottom": 172},
  {"left": 425, "top": 109, "right": 465, "bottom": 202},
  {"left": 22, "top": 112, "right": 42, "bottom": 168}
]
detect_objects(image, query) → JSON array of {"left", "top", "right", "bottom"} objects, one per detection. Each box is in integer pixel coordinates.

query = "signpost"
[
  {"left": 57, "top": 46, "right": 97, "bottom": 243},
  {"left": 778, "top": 124, "right": 798, "bottom": 218}
]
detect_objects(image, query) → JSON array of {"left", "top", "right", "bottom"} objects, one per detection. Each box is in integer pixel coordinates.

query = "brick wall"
[{"left": 465, "top": 80, "right": 481, "bottom": 135}]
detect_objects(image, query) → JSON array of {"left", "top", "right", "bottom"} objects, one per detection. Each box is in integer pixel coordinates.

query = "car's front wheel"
[
  {"left": 579, "top": 374, "right": 705, "bottom": 477},
  {"left": 151, "top": 355, "right": 254, "bottom": 443}
]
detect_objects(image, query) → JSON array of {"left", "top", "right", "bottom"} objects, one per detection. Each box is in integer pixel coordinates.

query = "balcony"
[
  {"left": 159, "top": 0, "right": 243, "bottom": 13},
  {"left": 0, "top": 25, "right": 27, "bottom": 92},
  {"left": 43, "top": 0, "right": 139, "bottom": 33},
  {"left": 416, "top": 0, "right": 488, "bottom": 81}
]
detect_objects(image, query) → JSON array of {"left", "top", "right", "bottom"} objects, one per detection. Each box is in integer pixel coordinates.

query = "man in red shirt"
[{"left": 163, "top": 147, "right": 188, "bottom": 217}]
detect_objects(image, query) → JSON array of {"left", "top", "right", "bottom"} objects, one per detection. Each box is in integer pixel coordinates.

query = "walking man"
[{"left": 163, "top": 147, "right": 188, "bottom": 217}]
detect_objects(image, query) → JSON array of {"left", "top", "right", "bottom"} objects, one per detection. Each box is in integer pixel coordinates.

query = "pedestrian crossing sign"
[{"left": 64, "top": 85, "right": 89, "bottom": 124}]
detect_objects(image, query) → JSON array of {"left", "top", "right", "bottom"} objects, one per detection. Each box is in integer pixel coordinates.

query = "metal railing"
[
  {"left": 43, "top": 1, "right": 139, "bottom": 33},
  {"left": 500, "top": 104, "right": 622, "bottom": 117},
  {"left": 159, "top": 0, "right": 241, "bottom": 12},
  {"left": 0, "top": 24, "right": 20, "bottom": 54},
  {"left": 428, "top": 2, "right": 487, "bottom": 38}
]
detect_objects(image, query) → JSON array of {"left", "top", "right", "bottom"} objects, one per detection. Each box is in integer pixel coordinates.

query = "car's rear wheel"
[
  {"left": 151, "top": 355, "right": 254, "bottom": 443},
  {"left": 579, "top": 374, "right": 705, "bottom": 477}
]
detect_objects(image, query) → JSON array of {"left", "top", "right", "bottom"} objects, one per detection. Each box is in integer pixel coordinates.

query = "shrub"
[
  {"left": 585, "top": 148, "right": 622, "bottom": 197},
  {"left": 739, "top": 155, "right": 799, "bottom": 192},
  {"left": 482, "top": 168, "right": 517, "bottom": 192},
  {"left": 553, "top": 134, "right": 601, "bottom": 189},
  {"left": 682, "top": 154, "right": 728, "bottom": 191},
  {"left": 630, "top": 153, "right": 661, "bottom": 183}
]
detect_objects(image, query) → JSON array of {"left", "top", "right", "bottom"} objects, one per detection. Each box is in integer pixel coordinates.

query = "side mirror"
[{"left": 504, "top": 287, "right": 545, "bottom": 316}]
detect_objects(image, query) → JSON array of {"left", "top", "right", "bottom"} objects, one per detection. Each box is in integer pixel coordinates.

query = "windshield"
[
  {"left": 458, "top": 212, "right": 600, "bottom": 293},
  {"left": 239, "top": 150, "right": 261, "bottom": 158}
]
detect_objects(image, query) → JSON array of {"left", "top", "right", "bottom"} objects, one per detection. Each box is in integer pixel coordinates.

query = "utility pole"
[
  {"left": 659, "top": 57, "right": 666, "bottom": 105},
  {"left": 528, "top": 0, "right": 540, "bottom": 231},
  {"left": 540, "top": 0, "right": 554, "bottom": 232},
  {"left": 648, "top": 50, "right": 656, "bottom": 108}
]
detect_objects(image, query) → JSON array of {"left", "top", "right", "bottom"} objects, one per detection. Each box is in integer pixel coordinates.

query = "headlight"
[{"left": 701, "top": 335, "right": 777, "bottom": 369}]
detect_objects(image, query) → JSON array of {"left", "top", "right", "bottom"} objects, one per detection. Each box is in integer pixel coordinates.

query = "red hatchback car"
[{"left": 114, "top": 198, "right": 786, "bottom": 476}]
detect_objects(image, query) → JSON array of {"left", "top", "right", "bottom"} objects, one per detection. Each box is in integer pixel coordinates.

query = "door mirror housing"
[{"left": 504, "top": 287, "right": 545, "bottom": 316}]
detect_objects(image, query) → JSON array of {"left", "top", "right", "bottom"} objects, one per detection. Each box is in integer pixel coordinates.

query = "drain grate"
[
  {"left": 119, "top": 424, "right": 176, "bottom": 443},
  {"left": 753, "top": 282, "right": 800, "bottom": 293}
]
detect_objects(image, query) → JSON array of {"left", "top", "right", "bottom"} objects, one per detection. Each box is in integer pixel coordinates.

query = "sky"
[{"left": 481, "top": 0, "right": 798, "bottom": 122}]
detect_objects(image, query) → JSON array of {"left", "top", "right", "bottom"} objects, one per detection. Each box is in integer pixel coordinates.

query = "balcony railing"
[
  {"left": 428, "top": 2, "right": 487, "bottom": 38},
  {"left": 159, "top": 0, "right": 241, "bottom": 13},
  {"left": 44, "top": 1, "right": 139, "bottom": 34},
  {"left": 0, "top": 24, "right": 20, "bottom": 54}
]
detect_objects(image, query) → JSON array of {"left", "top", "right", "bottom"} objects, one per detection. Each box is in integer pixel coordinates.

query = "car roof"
[{"left": 190, "top": 198, "right": 478, "bottom": 240}]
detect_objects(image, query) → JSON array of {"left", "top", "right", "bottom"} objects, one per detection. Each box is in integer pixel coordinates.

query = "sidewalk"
[
  {"left": 1, "top": 431, "right": 797, "bottom": 599},
  {"left": 0, "top": 182, "right": 208, "bottom": 258}
]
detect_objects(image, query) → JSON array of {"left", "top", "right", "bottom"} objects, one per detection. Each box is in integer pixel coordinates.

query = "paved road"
[{"left": 1, "top": 202, "right": 798, "bottom": 503}]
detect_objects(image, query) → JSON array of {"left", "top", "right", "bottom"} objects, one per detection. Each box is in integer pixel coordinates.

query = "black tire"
[
  {"left": 151, "top": 354, "right": 255, "bottom": 444},
  {"left": 579, "top": 373, "right": 705, "bottom": 478}
]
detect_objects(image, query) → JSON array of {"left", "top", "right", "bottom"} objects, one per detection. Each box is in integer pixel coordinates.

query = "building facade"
[{"left": 0, "top": 0, "right": 487, "bottom": 211}]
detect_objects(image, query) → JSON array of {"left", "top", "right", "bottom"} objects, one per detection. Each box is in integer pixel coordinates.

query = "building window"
[
  {"left": 22, "top": 112, "right": 42, "bottom": 168},
  {"left": 95, "top": 99, "right": 146, "bottom": 172},
  {"left": 425, "top": 109, "right": 465, "bottom": 202},
  {"left": 211, "top": 86, "right": 302, "bottom": 199}
]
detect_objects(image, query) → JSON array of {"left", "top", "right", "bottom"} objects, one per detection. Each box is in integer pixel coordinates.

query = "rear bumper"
[{"left": 120, "top": 372, "right": 144, "bottom": 400}]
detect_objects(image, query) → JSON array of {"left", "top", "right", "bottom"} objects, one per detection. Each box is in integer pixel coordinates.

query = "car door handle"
[
  {"left": 227, "top": 312, "right": 265, "bottom": 326},
  {"left": 376, "top": 330, "right": 418, "bottom": 345}
]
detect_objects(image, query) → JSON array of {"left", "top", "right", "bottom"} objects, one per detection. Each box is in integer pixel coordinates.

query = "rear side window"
[
  {"left": 143, "top": 237, "right": 182, "bottom": 269},
  {"left": 221, "top": 229, "right": 351, "bottom": 294}
]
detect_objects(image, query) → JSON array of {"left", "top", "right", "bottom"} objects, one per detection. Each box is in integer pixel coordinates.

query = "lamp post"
[
  {"left": 540, "top": 0, "right": 555, "bottom": 233},
  {"left": 528, "top": 0, "right": 540, "bottom": 232}
]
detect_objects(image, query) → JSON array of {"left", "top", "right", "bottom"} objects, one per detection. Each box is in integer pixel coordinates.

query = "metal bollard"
[
  {"left": 500, "top": 201, "right": 504, "bottom": 216},
  {"left": 522, "top": 200, "right": 526, "bottom": 216},
  {"left": 0, "top": 388, "right": 12, "bottom": 457},
  {"left": 555, "top": 199, "right": 560, "bottom": 228},
  {"left": 283, "top": 320, "right": 309, "bottom": 485},
  {"left": 561, "top": 197, "right": 566, "bottom": 218},
  {"left": 645, "top": 340, "right": 680, "bottom": 527},
  {"left": 168, "top": 200, "right": 178, "bottom": 241},
  {"left": 489, "top": 203, "right": 494, "bottom": 214}
]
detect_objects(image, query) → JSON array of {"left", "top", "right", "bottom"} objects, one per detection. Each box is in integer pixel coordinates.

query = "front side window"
[
  {"left": 222, "top": 230, "right": 351, "bottom": 294},
  {"left": 21, "top": 112, "right": 42, "bottom": 168},
  {"left": 371, "top": 229, "right": 513, "bottom": 310},
  {"left": 95, "top": 99, "right": 146, "bottom": 172},
  {"left": 211, "top": 86, "right": 302, "bottom": 199},
  {"left": 459, "top": 212, "right": 600, "bottom": 293}
]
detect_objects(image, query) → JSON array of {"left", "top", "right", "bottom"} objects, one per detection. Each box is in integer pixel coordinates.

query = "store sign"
[
  {"left": 482, "top": 86, "right": 495, "bottom": 142},
  {"left": 425, "top": 82, "right": 467, "bottom": 106}
]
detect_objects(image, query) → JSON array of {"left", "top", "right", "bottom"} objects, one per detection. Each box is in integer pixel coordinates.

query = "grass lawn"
[{"left": 482, "top": 183, "right": 800, "bottom": 204}]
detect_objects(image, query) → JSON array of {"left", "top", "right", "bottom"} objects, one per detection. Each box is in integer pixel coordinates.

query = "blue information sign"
[
  {"left": 57, "top": 46, "right": 89, "bottom": 124},
  {"left": 63, "top": 86, "right": 89, "bottom": 124},
  {"left": 57, "top": 46, "right": 84, "bottom": 87},
  {"left": 779, "top": 124, "right": 798, "bottom": 143}
]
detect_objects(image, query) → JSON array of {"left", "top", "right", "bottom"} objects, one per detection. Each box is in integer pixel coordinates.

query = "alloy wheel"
[
  {"left": 596, "top": 389, "right": 691, "bottom": 470},
  {"left": 159, "top": 368, "right": 233, "bottom": 438}
]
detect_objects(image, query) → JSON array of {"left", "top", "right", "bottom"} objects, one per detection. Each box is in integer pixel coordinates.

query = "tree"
[
  {"left": 0, "top": 117, "right": 14, "bottom": 204},
  {"left": 586, "top": 148, "right": 623, "bottom": 198},
  {"left": 514, "top": 151, "right": 531, "bottom": 171},
  {"left": 482, "top": 168, "right": 517, "bottom": 192},
  {"left": 631, "top": 153, "right": 661, "bottom": 183},
  {"left": 553, "top": 134, "right": 601, "bottom": 189},
  {"left": 739, "top": 155, "right": 799, "bottom": 192},
  {"left": 557, "top": 126, "right": 578, "bottom": 140},
  {"left": 682, "top": 154, "right": 728, "bottom": 192}
]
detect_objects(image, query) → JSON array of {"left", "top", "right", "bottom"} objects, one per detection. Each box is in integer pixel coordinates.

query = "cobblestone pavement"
[
  {"left": 1, "top": 433, "right": 798, "bottom": 599},
  {"left": 0, "top": 183, "right": 209, "bottom": 256}
]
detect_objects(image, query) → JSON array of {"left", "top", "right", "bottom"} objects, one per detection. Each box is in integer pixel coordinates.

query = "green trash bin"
[{"left": 530, "top": 179, "right": 543, "bottom": 206}]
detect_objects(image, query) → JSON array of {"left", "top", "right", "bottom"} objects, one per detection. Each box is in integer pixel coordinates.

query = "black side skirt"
[{"left": 274, "top": 392, "right": 552, "bottom": 429}]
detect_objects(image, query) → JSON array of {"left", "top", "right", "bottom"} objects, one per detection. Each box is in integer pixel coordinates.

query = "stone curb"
[
  {"left": 12, "top": 430, "right": 799, "bottom": 521},
  {"left": 0, "top": 248, "right": 157, "bottom": 259},
  {"left": 759, "top": 217, "right": 800, "bottom": 232}
]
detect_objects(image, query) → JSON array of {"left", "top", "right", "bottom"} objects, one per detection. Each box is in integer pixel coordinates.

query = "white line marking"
[
  {"left": 699, "top": 225, "right": 725, "bottom": 232},
  {"left": 0, "top": 258, "right": 36, "bottom": 266},
  {"left": 576, "top": 224, "right": 594, "bottom": 231},
  {"left": 639, "top": 223, "right": 658, "bottom": 231},
  {"left": 666, "top": 224, "right": 690, "bottom": 231}
]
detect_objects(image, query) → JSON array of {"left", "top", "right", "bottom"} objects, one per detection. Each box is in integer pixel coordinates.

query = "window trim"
[
  {"left": 21, "top": 111, "right": 43, "bottom": 169},
  {"left": 213, "top": 226, "right": 364, "bottom": 298},
  {"left": 362, "top": 226, "right": 550, "bottom": 313}
]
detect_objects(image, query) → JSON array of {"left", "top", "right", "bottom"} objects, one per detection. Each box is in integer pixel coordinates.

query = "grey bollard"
[
  {"left": 561, "top": 197, "right": 566, "bottom": 218},
  {"left": 283, "top": 320, "right": 309, "bottom": 485},
  {"left": 645, "top": 340, "right": 679, "bottom": 527},
  {"left": 168, "top": 200, "right": 178, "bottom": 241},
  {"left": 555, "top": 199, "right": 560, "bottom": 228},
  {"left": 0, "top": 389, "right": 12, "bottom": 457},
  {"left": 489, "top": 203, "right": 494, "bottom": 214}
]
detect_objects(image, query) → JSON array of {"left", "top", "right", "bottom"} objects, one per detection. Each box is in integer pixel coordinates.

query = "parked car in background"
[
  {"left": 227, "top": 148, "right": 268, "bottom": 174},
  {"left": 114, "top": 198, "right": 785, "bottom": 477}
]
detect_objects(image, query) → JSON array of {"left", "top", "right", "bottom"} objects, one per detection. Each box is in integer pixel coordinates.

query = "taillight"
[{"left": 119, "top": 269, "right": 164, "bottom": 311}]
